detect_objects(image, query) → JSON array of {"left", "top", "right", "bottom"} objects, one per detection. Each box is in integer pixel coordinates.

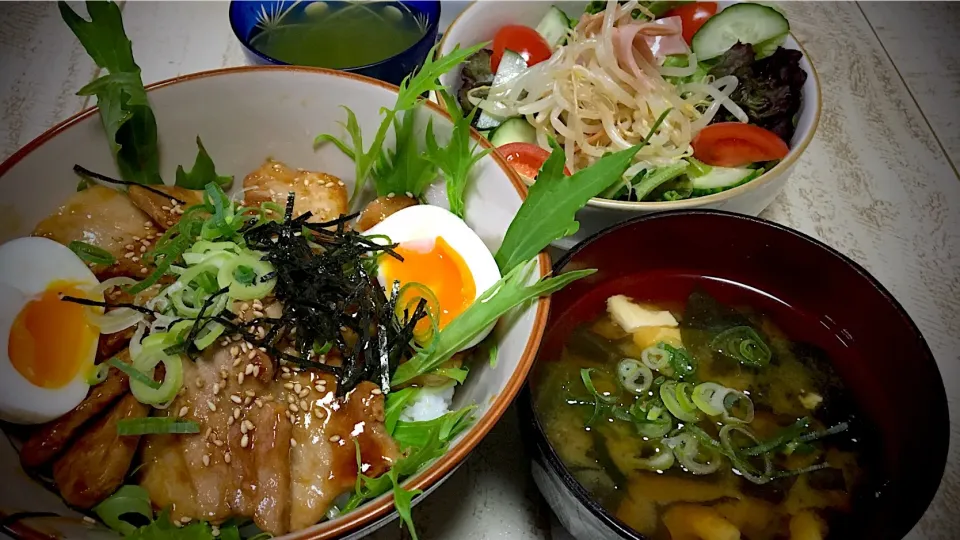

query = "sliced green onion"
[
  {"left": 720, "top": 424, "right": 772, "bottom": 484},
  {"left": 116, "top": 417, "right": 200, "bottom": 435},
  {"left": 68, "top": 240, "right": 116, "bottom": 265},
  {"left": 217, "top": 250, "right": 275, "bottom": 300},
  {"left": 635, "top": 410, "right": 674, "bottom": 439},
  {"left": 193, "top": 322, "right": 226, "bottom": 350},
  {"left": 617, "top": 358, "right": 654, "bottom": 395},
  {"left": 743, "top": 417, "right": 810, "bottom": 456},
  {"left": 721, "top": 389, "right": 755, "bottom": 424},
  {"left": 107, "top": 357, "right": 160, "bottom": 390},
  {"left": 675, "top": 382, "right": 698, "bottom": 413},
  {"left": 692, "top": 382, "right": 729, "bottom": 416},
  {"left": 660, "top": 342, "right": 697, "bottom": 380},
  {"left": 660, "top": 381, "right": 701, "bottom": 423},
  {"left": 710, "top": 326, "right": 772, "bottom": 367},
  {"left": 663, "top": 433, "right": 722, "bottom": 475},
  {"left": 581, "top": 368, "right": 616, "bottom": 404},
  {"left": 129, "top": 348, "right": 184, "bottom": 407},
  {"left": 92, "top": 485, "right": 153, "bottom": 535},
  {"left": 395, "top": 282, "right": 441, "bottom": 345},
  {"left": 796, "top": 421, "right": 850, "bottom": 444},
  {"left": 85, "top": 363, "right": 110, "bottom": 385},
  {"left": 640, "top": 345, "right": 670, "bottom": 370},
  {"left": 634, "top": 444, "right": 676, "bottom": 471}
]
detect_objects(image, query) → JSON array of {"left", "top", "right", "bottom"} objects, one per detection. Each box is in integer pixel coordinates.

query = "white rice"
[{"left": 399, "top": 384, "right": 455, "bottom": 422}]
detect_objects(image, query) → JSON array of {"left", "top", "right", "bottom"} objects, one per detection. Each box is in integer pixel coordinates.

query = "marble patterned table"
[{"left": 1, "top": 2, "right": 957, "bottom": 539}]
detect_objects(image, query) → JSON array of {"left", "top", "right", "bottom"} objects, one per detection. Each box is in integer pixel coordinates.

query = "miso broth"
[
  {"left": 250, "top": 1, "right": 428, "bottom": 69},
  {"left": 532, "top": 285, "right": 877, "bottom": 540}
]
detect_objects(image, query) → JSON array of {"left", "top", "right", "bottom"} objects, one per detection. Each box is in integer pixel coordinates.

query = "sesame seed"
[
  {"left": 262, "top": 394, "right": 274, "bottom": 402},
  {"left": 233, "top": 408, "right": 241, "bottom": 419},
  {"left": 240, "top": 423, "right": 248, "bottom": 435},
  {"left": 289, "top": 403, "right": 299, "bottom": 413},
  {"left": 204, "top": 427, "right": 212, "bottom": 439},
  {"left": 284, "top": 382, "right": 294, "bottom": 390},
  {"left": 245, "top": 363, "right": 254, "bottom": 375},
  {"left": 162, "top": 205, "right": 171, "bottom": 211},
  {"left": 131, "top": 256, "right": 140, "bottom": 262},
  {"left": 212, "top": 383, "right": 220, "bottom": 395},
  {"left": 241, "top": 303, "right": 250, "bottom": 312},
  {"left": 220, "top": 369, "right": 229, "bottom": 380},
  {"left": 299, "top": 399, "right": 309, "bottom": 410},
  {"left": 253, "top": 365, "right": 261, "bottom": 377},
  {"left": 144, "top": 221, "right": 152, "bottom": 227},
  {"left": 281, "top": 372, "right": 292, "bottom": 380},
  {"left": 241, "top": 434, "right": 249, "bottom": 448},
  {"left": 227, "top": 416, "right": 235, "bottom": 426},
  {"left": 290, "top": 438, "right": 298, "bottom": 447},
  {"left": 201, "top": 455, "right": 210, "bottom": 467},
  {"left": 255, "top": 399, "right": 263, "bottom": 408},
  {"left": 293, "top": 383, "right": 302, "bottom": 393},
  {"left": 244, "top": 396, "right": 253, "bottom": 405},
  {"left": 125, "top": 244, "right": 134, "bottom": 250},
  {"left": 232, "top": 358, "right": 241, "bottom": 368},
  {"left": 207, "top": 401, "right": 217, "bottom": 412},
  {"left": 223, "top": 452, "right": 231, "bottom": 464},
  {"left": 329, "top": 435, "right": 341, "bottom": 443},
  {"left": 252, "top": 310, "right": 264, "bottom": 318},
  {"left": 243, "top": 420, "right": 255, "bottom": 431},
  {"left": 140, "top": 246, "right": 146, "bottom": 253},
  {"left": 230, "top": 346, "right": 239, "bottom": 356},
  {"left": 212, "top": 528, "right": 221, "bottom": 538},
  {"left": 166, "top": 220, "right": 174, "bottom": 226},
  {"left": 230, "top": 395, "right": 242, "bottom": 404},
  {"left": 83, "top": 516, "right": 97, "bottom": 524},
  {"left": 245, "top": 389, "right": 256, "bottom": 397},
  {"left": 299, "top": 389, "right": 310, "bottom": 399},
  {"left": 287, "top": 395, "right": 296, "bottom": 404},
  {"left": 238, "top": 372, "right": 245, "bottom": 385},
  {"left": 214, "top": 439, "right": 224, "bottom": 447},
  {"left": 282, "top": 366, "right": 291, "bottom": 373},
  {"left": 371, "top": 388, "right": 383, "bottom": 395},
  {"left": 124, "top": 252, "right": 135, "bottom": 259},
  {"left": 178, "top": 406, "right": 189, "bottom": 417},
  {"left": 133, "top": 236, "right": 141, "bottom": 241},
  {"left": 141, "top": 267, "right": 149, "bottom": 274}
]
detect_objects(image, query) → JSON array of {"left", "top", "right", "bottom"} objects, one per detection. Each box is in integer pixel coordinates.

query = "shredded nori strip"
[
  {"left": 73, "top": 165, "right": 187, "bottom": 204},
  {"left": 242, "top": 192, "right": 428, "bottom": 395}
]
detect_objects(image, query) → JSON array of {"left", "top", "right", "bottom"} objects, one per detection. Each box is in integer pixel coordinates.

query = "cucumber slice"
[
  {"left": 476, "top": 49, "right": 527, "bottom": 130},
  {"left": 535, "top": 6, "right": 572, "bottom": 49},
  {"left": 489, "top": 117, "right": 537, "bottom": 146},
  {"left": 691, "top": 3, "right": 790, "bottom": 61},
  {"left": 690, "top": 165, "right": 760, "bottom": 195}
]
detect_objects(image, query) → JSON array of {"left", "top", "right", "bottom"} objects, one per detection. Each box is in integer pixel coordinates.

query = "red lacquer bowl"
[{"left": 522, "top": 210, "right": 948, "bottom": 540}]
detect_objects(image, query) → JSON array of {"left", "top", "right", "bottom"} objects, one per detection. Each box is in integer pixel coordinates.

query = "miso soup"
[
  {"left": 250, "top": 1, "right": 428, "bottom": 69},
  {"left": 532, "top": 284, "right": 879, "bottom": 540}
]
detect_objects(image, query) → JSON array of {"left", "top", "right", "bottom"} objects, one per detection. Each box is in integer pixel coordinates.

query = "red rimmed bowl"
[{"left": 521, "top": 210, "right": 948, "bottom": 540}]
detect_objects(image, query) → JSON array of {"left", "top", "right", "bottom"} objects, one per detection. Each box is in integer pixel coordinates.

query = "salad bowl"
[
  {"left": 439, "top": 1, "right": 822, "bottom": 248},
  {"left": 0, "top": 65, "right": 550, "bottom": 540}
]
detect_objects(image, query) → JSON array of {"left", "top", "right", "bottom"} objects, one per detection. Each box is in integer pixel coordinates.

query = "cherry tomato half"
[
  {"left": 490, "top": 25, "right": 552, "bottom": 72},
  {"left": 496, "top": 142, "right": 571, "bottom": 180},
  {"left": 664, "top": 2, "right": 718, "bottom": 45},
  {"left": 692, "top": 123, "right": 790, "bottom": 168}
]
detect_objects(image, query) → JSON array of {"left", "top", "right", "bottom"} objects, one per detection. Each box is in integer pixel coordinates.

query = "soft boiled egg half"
[
  {"left": 364, "top": 205, "right": 502, "bottom": 350},
  {"left": 0, "top": 237, "right": 103, "bottom": 424}
]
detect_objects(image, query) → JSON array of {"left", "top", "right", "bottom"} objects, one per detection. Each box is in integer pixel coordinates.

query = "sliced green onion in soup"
[
  {"left": 720, "top": 424, "right": 773, "bottom": 484},
  {"left": 660, "top": 381, "right": 701, "bottom": 423},
  {"left": 617, "top": 358, "right": 654, "bottom": 395},
  {"left": 710, "top": 326, "right": 772, "bottom": 367},
  {"left": 663, "top": 432, "right": 723, "bottom": 475},
  {"left": 640, "top": 345, "right": 671, "bottom": 371},
  {"left": 692, "top": 382, "right": 730, "bottom": 416},
  {"left": 721, "top": 389, "right": 755, "bottom": 424}
]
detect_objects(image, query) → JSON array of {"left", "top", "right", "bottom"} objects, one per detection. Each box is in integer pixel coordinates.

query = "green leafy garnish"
[
  {"left": 116, "top": 417, "right": 201, "bottom": 436},
  {"left": 127, "top": 509, "right": 214, "bottom": 539},
  {"left": 392, "top": 259, "right": 595, "bottom": 385},
  {"left": 494, "top": 140, "right": 644, "bottom": 274},
  {"left": 392, "top": 405, "right": 476, "bottom": 449},
  {"left": 315, "top": 41, "right": 488, "bottom": 205},
  {"left": 68, "top": 240, "right": 116, "bottom": 265},
  {"left": 59, "top": 1, "right": 161, "bottom": 185},
  {"left": 93, "top": 485, "right": 153, "bottom": 536},
  {"left": 384, "top": 387, "right": 419, "bottom": 435},
  {"left": 371, "top": 111, "right": 437, "bottom": 198},
  {"left": 175, "top": 136, "right": 232, "bottom": 190},
  {"left": 424, "top": 90, "right": 492, "bottom": 218}
]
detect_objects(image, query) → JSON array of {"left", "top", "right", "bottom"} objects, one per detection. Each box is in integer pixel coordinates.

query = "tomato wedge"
[
  {"left": 490, "top": 25, "right": 552, "bottom": 72},
  {"left": 692, "top": 123, "right": 789, "bottom": 168},
  {"left": 664, "top": 2, "right": 718, "bottom": 45},
  {"left": 496, "top": 142, "right": 571, "bottom": 180}
]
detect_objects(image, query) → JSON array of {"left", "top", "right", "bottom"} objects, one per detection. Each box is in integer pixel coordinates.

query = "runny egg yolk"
[
  {"left": 8, "top": 281, "right": 98, "bottom": 389},
  {"left": 381, "top": 237, "right": 476, "bottom": 333}
]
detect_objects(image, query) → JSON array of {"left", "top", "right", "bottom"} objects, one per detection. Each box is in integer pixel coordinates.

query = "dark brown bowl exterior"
[{"left": 523, "top": 210, "right": 949, "bottom": 540}]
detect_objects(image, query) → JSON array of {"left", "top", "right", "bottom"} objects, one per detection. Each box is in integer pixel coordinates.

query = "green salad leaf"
[
  {"left": 372, "top": 110, "right": 437, "bottom": 198},
  {"left": 384, "top": 387, "right": 419, "bottom": 435},
  {"left": 391, "top": 259, "right": 596, "bottom": 385},
  {"left": 424, "top": 90, "right": 492, "bottom": 218},
  {"left": 59, "top": 1, "right": 161, "bottom": 186},
  {"left": 126, "top": 509, "right": 214, "bottom": 540},
  {"left": 393, "top": 405, "right": 476, "bottom": 449},
  {"left": 175, "top": 136, "right": 233, "bottom": 190},
  {"left": 316, "top": 42, "right": 488, "bottom": 205},
  {"left": 495, "top": 140, "right": 643, "bottom": 274}
]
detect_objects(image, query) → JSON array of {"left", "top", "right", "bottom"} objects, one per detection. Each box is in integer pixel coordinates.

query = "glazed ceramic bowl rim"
[
  {"left": 0, "top": 64, "right": 551, "bottom": 540},
  {"left": 438, "top": 0, "right": 823, "bottom": 211},
  {"left": 525, "top": 209, "right": 949, "bottom": 540},
  {"left": 228, "top": 0, "right": 442, "bottom": 73}
]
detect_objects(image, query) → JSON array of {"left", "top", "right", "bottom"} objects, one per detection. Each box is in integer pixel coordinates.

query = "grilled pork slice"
[
  {"left": 138, "top": 342, "right": 398, "bottom": 534},
  {"left": 243, "top": 159, "right": 348, "bottom": 223},
  {"left": 33, "top": 185, "right": 160, "bottom": 279},
  {"left": 52, "top": 393, "right": 149, "bottom": 508},
  {"left": 127, "top": 184, "right": 204, "bottom": 231},
  {"left": 20, "top": 355, "right": 131, "bottom": 469}
]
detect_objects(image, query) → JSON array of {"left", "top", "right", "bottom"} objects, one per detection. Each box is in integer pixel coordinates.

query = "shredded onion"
[{"left": 87, "top": 307, "right": 144, "bottom": 334}]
